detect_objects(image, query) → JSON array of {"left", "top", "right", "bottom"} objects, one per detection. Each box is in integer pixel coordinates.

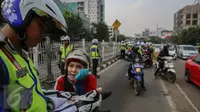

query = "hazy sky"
[{"left": 105, "top": 0, "right": 195, "bottom": 37}]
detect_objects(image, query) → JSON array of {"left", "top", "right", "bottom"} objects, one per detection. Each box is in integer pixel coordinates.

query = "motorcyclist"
[
  {"left": 55, "top": 48, "right": 102, "bottom": 95},
  {"left": 120, "top": 41, "right": 126, "bottom": 59},
  {"left": 154, "top": 44, "right": 170, "bottom": 78},
  {"left": 146, "top": 43, "right": 154, "bottom": 57},
  {"left": 137, "top": 42, "right": 143, "bottom": 55},
  {"left": 128, "top": 45, "right": 146, "bottom": 90}
]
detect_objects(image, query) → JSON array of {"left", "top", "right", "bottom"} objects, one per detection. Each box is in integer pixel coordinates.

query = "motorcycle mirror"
[{"left": 102, "top": 91, "right": 112, "bottom": 100}]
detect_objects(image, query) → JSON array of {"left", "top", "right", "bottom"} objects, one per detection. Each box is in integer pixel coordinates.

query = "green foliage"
[
  {"left": 63, "top": 11, "right": 84, "bottom": 40},
  {"left": 91, "top": 22, "right": 109, "bottom": 41},
  {"left": 147, "top": 36, "right": 165, "bottom": 44},
  {"left": 169, "top": 27, "right": 200, "bottom": 45}
]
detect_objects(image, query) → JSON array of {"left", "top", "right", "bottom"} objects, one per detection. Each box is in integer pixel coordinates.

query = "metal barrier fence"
[{"left": 28, "top": 39, "right": 120, "bottom": 81}]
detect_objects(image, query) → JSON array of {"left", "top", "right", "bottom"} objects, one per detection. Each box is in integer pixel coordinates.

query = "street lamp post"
[{"left": 115, "top": 29, "right": 118, "bottom": 42}]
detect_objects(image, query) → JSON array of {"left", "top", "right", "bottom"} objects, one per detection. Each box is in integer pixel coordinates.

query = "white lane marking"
[
  {"left": 160, "top": 79, "right": 178, "bottom": 112},
  {"left": 175, "top": 82, "right": 200, "bottom": 112},
  {"left": 98, "top": 60, "right": 121, "bottom": 76}
]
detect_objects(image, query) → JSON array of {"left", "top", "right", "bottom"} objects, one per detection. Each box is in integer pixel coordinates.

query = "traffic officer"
[
  {"left": 120, "top": 41, "right": 126, "bottom": 59},
  {"left": 0, "top": 0, "right": 67, "bottom": 111},
  {"left": 137, "top": 42, "right": 143, "bottom": 55},
  {"left": 90, "top": 39, "right": 101, "bottom": 79},
  {"left": 59, "top": 35, "right": 73, "bottom": 75}
]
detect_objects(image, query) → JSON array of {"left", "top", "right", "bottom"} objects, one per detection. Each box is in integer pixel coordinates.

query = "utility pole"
[
  {"left": 46, "top": 36, "right": 54, "bottom": 81},
  {"left": 115, "top": 29, "right": 118, "bottom": 42},
  {"left": 156, "top": 22, "right": 159, "bottom": 37}
]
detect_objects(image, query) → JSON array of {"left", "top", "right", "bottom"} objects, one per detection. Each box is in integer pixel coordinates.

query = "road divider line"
[
  {"left": 98, "top": 60, "right": 121, "bottom": 76},
  {"left": 175, "top": 82, "right": 200, "bottom": 112},
  {"left": 160, "top": 79, "right": 178, "bottom": 112}
]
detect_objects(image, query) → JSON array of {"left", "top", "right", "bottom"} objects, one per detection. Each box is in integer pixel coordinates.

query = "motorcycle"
[
  {"left": 130, "top": 58, "right": 144, "bottom": 96},
  {"left": 43, "top": 90, "right": 112, "bottom": 112},
  {"left": 154, "top": 56, "right": 176, "bottom": 83},
  {"left": 143, "top": 54, "right": 153, "bottom": 68},
  {"left": 125, "top": 50, "right": 132, "bottom": 61}
]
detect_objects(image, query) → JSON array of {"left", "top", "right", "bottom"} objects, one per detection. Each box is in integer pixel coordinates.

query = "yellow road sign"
[{"left": 112, "top": 19, "right": 121, "bottom": 29}]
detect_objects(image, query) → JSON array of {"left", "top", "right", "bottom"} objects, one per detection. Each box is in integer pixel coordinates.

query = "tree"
[
  {"left": 63, "top": 11, "right": 85, "bottom": 41},
  {"left": 111, "top": 34, "right": 130, "bottom": 42},
  {"left": 169, "top": 27, "right": 200, "bottom": 45},
  {"left": 147, "top": 36, "right": 165, "bottom": 44},
  {"left": 91, "top": 22, "right": 109, "bottom": 41}
]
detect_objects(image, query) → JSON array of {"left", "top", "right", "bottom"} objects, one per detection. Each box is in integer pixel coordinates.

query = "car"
[
  {"left": 153, "top": 44, "right": 163, "bottom": 54},
  {"left": 168, "top": 46, "right": 177, "bottom": 60},
  {"left": 177, "top": 45, "right": 198, "bottom": 59},
  {"left": 185, "top": 54, "right": 200, "bottom": 87}
]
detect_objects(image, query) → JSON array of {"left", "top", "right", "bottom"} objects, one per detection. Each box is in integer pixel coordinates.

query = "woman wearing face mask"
[{"left": 54, "top": 48, "right": 102, "bottom": 95}]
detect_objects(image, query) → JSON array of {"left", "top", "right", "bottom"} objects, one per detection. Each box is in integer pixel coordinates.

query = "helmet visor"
[{"left": 33, "top": 8, "right": 67, "bottom": 41}]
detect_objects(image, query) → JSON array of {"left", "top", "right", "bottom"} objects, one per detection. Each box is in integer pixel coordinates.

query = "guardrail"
[{"left": 28, "top": 39, "right": 120, "bottom": 82}]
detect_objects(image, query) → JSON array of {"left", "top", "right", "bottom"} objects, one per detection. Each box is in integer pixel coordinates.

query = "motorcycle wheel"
[
  {"left": 167, "top": 72, "right": 176, "bottom": 83},
  {"left": 153, "top": 65, "right": 159, "bottom": 78},
  {"left": 134, "top": 80, "right": 141, "bottom": 96}
]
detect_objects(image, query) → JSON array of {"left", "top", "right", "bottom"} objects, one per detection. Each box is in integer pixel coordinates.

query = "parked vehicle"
[
  {"left": 177, "top": 45, "right": 198, "bottom": 59},
  {"left": 168, "top": 47, "right": 177, "bottom": 60}
]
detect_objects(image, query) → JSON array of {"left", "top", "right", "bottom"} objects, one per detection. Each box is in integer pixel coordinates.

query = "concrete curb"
[{"left": 97, "top": 56, "right": 120, "bottom": 73}]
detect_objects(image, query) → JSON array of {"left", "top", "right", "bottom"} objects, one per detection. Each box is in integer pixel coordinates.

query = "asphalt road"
[
  {"left": 97, "top": 59, "right": 200, "bottom": 112},
  {"left": 97, "top": 60, "right": 171, "bottom": 112}
]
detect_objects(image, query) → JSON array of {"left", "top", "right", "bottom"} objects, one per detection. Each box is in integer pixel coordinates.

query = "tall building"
[
  {"left": 142, "top": 29, "right": 149, "bottom": 37},
  {"left": 61, "top": 0, "right": 105, "bottom": 27},
  {"left": 60, "top": 0, "right": 85, "bottom": 13},
  {"left": 84, "top": 0, "right": 105, "bottom": 24},
  {"left": 55, "top": 0, "right": 90, "bottom": 30},
  {"left": 100, "top": 0, "right": 105, "bottom": 23},
  {"left": 174, "top": 4, "right": 200, "bottom": 33}
]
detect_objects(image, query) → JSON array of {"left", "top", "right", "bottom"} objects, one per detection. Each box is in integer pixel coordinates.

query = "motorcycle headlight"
[{"left": 135, "top": 68, "right": 141, "bottom": 73}]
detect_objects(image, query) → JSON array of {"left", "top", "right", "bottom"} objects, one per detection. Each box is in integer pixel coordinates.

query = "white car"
[
  {"left": 177, "top": 45, "right": 198, "bottom": 59},
  {"left": 168, "top": 47, "right": 177, "bottom": 60},
  {"left": 154, "top": 44, "right": 163, "bottom": 54}
]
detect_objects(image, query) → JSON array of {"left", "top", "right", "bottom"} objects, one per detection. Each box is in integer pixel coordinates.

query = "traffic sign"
[{"left": 112, "top": 19, "right": 121, "bottom": 29}]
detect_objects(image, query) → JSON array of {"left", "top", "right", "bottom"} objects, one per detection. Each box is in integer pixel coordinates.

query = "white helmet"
[
  {"left": 146, "top": 42, "right": 149, "bottom": 45},
  {"left": 92, "top": 39, "right": 98, "bottom": 44},
  {"left": 141, "top": 42, "right": 145, "bottom": 45},
  {"left": 61, "top": 35, "right": 70, "bottom": 42},
  {"left": 1, "top": 0, "right": 67, "bottom": 40},
  {"left": 66, "top": 49, "right": 91, "bottom": 68},
  {"left": 137, "top": 41, "right": 140, "bottom": 45}
]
